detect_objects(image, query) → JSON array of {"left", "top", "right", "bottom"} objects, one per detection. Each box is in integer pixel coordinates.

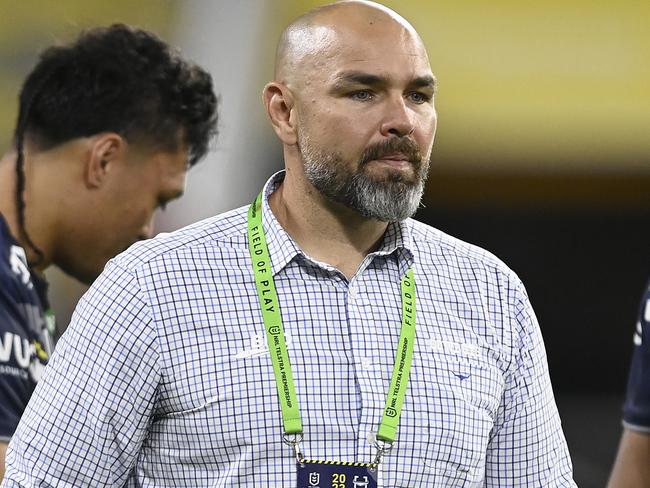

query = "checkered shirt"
[{"left": 2, "top": 172, "right": 575, "bottom": 487}]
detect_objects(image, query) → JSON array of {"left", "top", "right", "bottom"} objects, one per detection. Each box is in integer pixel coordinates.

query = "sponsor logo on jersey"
[{"left": 0, "top": 331, "right": 47, "bottom": 382}]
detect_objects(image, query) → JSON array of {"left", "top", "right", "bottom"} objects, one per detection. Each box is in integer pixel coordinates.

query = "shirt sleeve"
[
  {"left": 2, "top": 261, "right": 161, "bottom": 487},
  {"left": 484, "top": 278, "right": 576, "bottom": 486},
  {"left": 622, "top": 279, "right": 650, "bottom": 431}
]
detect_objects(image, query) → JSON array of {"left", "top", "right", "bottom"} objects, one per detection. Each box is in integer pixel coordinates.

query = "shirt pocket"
[
  {"left": 153, "top": 354, "right": 282, "bottom": 467},
  {"left": 415, "top": 346, "right": 504, "bottom": 485}
]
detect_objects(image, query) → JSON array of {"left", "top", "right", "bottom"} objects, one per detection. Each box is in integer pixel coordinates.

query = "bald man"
[{"left": 2, "top": 2, "right": 575, "bottom": 486}]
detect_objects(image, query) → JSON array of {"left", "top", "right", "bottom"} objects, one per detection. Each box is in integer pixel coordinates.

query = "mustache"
[{"left": 359, "top": 137, "right": 423, "bottom": 166}]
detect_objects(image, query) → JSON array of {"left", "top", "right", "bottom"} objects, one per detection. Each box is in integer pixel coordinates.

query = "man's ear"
[
  {"left": 263, "top": 82, "right": 298, "bottom": 145},
  {"left": 85, "top": 133, "right": 126, "bottom": 188}
]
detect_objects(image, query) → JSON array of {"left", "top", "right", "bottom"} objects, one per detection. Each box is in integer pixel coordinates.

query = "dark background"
[{"left": 420, "top": 170, "right": 650, "bottom": 486}]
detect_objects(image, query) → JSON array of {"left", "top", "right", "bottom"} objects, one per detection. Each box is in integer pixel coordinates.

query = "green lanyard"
[{"left": 247, "top": 191, "right": 416, "bottom": 457}]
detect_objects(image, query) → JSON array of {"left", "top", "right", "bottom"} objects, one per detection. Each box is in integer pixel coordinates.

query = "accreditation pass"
[{"left": 297, "top": 460, "right": 378, "bottom": 488}]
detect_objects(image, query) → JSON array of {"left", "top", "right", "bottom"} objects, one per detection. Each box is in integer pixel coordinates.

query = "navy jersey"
[
  {"left": 0, "top": 214, "right": 53, "bottom": 441},
  {"left": 623, "top": 278, "right": 650, "bottom": 431}
]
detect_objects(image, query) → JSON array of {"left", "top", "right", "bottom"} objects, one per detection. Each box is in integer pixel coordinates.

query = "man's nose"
[{"left": 379, "top": 95, "right": 416, "bottom": 138}]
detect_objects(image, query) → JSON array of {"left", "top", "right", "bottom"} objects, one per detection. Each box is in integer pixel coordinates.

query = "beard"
[{"left": 298, "top": 128, "right": 431, "bottom": 222}]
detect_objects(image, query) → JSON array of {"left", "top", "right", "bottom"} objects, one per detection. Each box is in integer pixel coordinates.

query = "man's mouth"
[{"left": 371, "top": 153, "right": 412, "bottom": 169}]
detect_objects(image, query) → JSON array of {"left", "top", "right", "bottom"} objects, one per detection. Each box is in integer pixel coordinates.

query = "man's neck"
[{"left": 268, "top": 172, "right": 389, "bottom": 280}]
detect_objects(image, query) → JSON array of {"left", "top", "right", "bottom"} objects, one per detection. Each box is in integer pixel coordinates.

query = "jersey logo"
[
  {"left": 9, "top": 245, "right": 33, "bottom": 289},
  {"left": 0, "top": 332, "right": 31, "bottom": 367},
  {"left": 0, "top": 332, "right": 48, "bottom": 382}
]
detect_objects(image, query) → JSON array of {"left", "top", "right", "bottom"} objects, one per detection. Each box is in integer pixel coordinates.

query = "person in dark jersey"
[
  {"left": 609, "top": 279, "right": 650, "bottom": 487},
  {"left": 0, "top": 24, "right": 218, "bottom": 477}
]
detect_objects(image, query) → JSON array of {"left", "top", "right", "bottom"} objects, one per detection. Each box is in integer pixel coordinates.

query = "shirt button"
[
  {"left": 361, "top": 357, "right": 372, "bottom": 370},
  {"left": 367, "top": 431, "right": 377, "bottom": 444}
]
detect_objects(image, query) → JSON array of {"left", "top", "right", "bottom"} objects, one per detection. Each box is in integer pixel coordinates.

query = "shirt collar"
[
  {"left": 371, "top": 219, "right": 415, "bottom": 278},
  {"left": 259, "top": 172, "right": 303, "bottom": 276},
  {"left": 258, "top": 171, "right": 415, "bottom": 277}
]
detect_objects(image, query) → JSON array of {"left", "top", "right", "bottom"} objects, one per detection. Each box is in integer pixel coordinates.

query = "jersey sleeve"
[
  {"left": 0, "top": 254, "right": 46, "bottom": 441},
  {"left": 3, "top": 260, "right": 161, "bottom": 486},
  {"left": 622, "top": 279, "right": 650, "bottom": 431}
]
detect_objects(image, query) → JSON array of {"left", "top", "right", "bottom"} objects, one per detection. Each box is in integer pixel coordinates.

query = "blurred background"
[{"left": 1, "top": 1, "right": 649, "bottom": 485}]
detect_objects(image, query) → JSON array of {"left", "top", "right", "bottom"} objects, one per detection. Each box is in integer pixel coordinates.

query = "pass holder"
[
  {"left": 289, "top": 434, "right": 382, "bottom": 487},
  {"left": 296, "top": 459, "right": 378, "bottom": 488}
]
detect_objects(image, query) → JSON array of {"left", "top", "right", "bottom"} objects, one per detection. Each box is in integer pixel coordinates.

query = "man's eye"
[
  {"left": 408, "top": 92, "right": 430, "bottom": 104},
  {"left": 350, "top": 90, "right": 373, "bottom": 101}
]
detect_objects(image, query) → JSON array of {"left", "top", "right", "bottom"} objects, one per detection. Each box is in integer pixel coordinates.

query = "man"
[
  {"left": 608, "top": 278, "right": 650, "bottom": 487},
  {"left": 2, "top": 2, "right": 574, "bottom": 486},
  {"left": 0, "top": 24, "right": 217, "bottom": 478}
]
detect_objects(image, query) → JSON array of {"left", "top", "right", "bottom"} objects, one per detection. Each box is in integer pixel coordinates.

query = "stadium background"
[{"left": 1, "top": 1, "right": 649, "bottom": 485}]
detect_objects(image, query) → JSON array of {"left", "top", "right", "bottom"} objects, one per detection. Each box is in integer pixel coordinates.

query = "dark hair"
[{"left": 14, "top": 23, "right": 218, "bottom": 263}]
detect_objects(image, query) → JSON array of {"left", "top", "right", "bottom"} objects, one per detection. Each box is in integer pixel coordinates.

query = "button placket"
[{"left": 346, "top": 278, "right": 380, "bottom": 463}]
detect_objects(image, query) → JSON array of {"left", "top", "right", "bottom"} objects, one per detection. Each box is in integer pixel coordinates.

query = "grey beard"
[
  {"left": 304, "top": 161, "right": 426, "bottom": 222},
  {"left": 299, "top": 133, "right": 428, "bottom": 222}
]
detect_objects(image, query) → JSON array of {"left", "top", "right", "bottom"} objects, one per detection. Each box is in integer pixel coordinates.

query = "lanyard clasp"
[
  {"left": 372, "top": 439, "right": 393, "bottom": 466},
  {"left": 283, "top": 433, "right": 305, "bottom": 464}
]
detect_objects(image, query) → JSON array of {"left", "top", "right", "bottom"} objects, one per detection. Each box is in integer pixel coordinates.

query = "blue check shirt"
[{"left": 3, "top": 172, "right": 575, "bottom": 487}]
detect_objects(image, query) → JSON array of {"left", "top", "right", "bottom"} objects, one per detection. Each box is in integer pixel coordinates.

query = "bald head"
[
  {"left": 275, "top": 1, "right": 427, "bottom": 85},
  {"left": 262, "top": 1, "right": 437, "bottom": 223}
]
